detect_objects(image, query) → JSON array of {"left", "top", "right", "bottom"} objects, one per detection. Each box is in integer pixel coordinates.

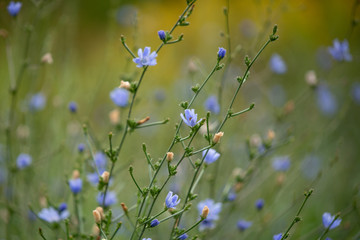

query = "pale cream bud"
[
  {"left": 101, "top": 171, "right": 110, "bottom": 183},
  {"left": 92, "top": 224, "right": 100, "bottom": 236},
  {"left": 137, "top": 116, "right": 150, "bottom": 125},
  {"left": 72, "top": 170, "right": 80, "bottom": 179},
  {"left": 305, "top": 70, "right": 317, "bottom": 87},
  {"left": 41, "top": 53, "right": 53, "bottom": 64},
  {"left": 250, "top": 134, "right": 262, "bottom": 147},
  {"left": 188, "top": 59, "right": 198, "bottom": 73},
  {"left": 95, "top": 206, "right": 105, "bottom": 220},
  {"left": 212, "top": 132, "right": 224, "bottom": 144},
  {"left": 201, "top": 206, "right": 209, "bottom": 219},
  {"left": 109, "top": 109, "right": 120, "bottom": 125},
  {"left": 121, "top": 202, "right": 128, "bottom": 214},
  {"left": 93, "top": 209, "right": 101, "bottom": 223},
  {"left": 166, "top": 152, "right": 174, "bottom": 162},
  {"left": 267, "top": 130, "right": 275, "bottom": 141},
  {"left": 119, "top": 80, "right": 131, "bottom": 90}
]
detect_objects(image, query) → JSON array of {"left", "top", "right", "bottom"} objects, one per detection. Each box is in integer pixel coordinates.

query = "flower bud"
[
  {"left": 166, "top": 152, "right": 174, "bottom": 162},
  {"left": 41, "top": 53, "right": 53, "bottom": 64},
  {"left": 72, "top": 170, "right": 80, "bottom": 179},
  {"left": 213, "top": 132, "right": 224, "bottom": 144},
  {"left": 92, "top": 224, "right": 100, "bottom": 236},
  {"left": 201, "top": 206, "right": 209, "bottom": 219},
  {"left": 158, "top": 30, "right": 166, "bottom": 41},
  {"left": 95, "top": 206, "right": 105, "bottom": 220},
  {"left": 101, "top": 171, "right": 110, "bottom": 183},
  {"left": 305, "top": 70, "right": 317, "bottom": 87},
  {"left": 217, "top": 47, "right": 226, "bottom": 60},
  {"left": 109, "top": 109, "right": 120, "bottom": 125},
  {"left": 93, "top": 209, "right": 101, "bottom": 223},
  {"left": 137, "top": 116, "right": 150, "bottom": 125},
  {"left": 119, "top": 80, "right": 131, "bottom": 90},
  {"left": 267, "top": 130, "right": 275, "bottom": 141},
  {"left": 121, "top": 202, "right": 128, "bottom": 214},
  {"left": 150, "top": 219, "right": 160, "bottom": 227}
]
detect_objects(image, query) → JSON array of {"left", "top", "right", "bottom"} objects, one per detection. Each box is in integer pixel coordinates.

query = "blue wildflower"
[
  {"left": 7, "top": 1, "right": 22, "bottom": 17},
  {"left": 142, "top": 239, "right": 151, "bottom": 240},
  {"left": 272, "top": 156, "right": 291, "bottom": 172},
  {"left": 237, "top": 220, "right": 252, "bottom": 231},
  {"left": 178, "top": 233, "right": 188, "bottom": 240},
  {"left": 328, "top": 39, "right": 352, "bottom": 62},
  {"left": 110, "top": 88, "right": 129, "bottom": 107},
  {"left": 97, "top": 191, "right": 117, "bottom": 207},
  {"left": 227, "top": 191, "right": 236, "bottom": 202},
  {"left": 158, "top": 30, "right": 166, "bottom": 41},
  {"left": 16, "top": 153, "right": 32, "bottom": 169},
  {"left": 204, "top": 95, "right": 220, "bottom": 114},
  {"left": 38, "top": 206, "right": 69, "bottom": 223},
  {"left": 217, "top": 47, "right": 226, "bottom": 60},
  {"left": 203, "top": 148, "right": 220, "bottom": 165},
  {"left": 351, "top": 82, "right": 360, "bottom": 105},
  {"left": 77, "top": 143, "right": 85, "bottom": 153},
  {"left": 180, "top": 109, "right": 201, "bottom": 128},
  {"left": 133, "top": 47, "right": 157, "bottom": 68},
  {"left": 316, "top": 83, "right": 338, "bottom": 116},
  {"left": 165, "top": 191, "right": 180, "bottom": 209},
  {"left": 94, "top": 152, "right": 107, "bottom": 170},
  {"left": 69, "top": 178, "right": 82, "bottom": 194},
  {"left": 255, "top": 198, "right": 264, "bottom": 210},
  {"left": 68, "top": 101, "right": 77, "bottom": 113},
  {"left": 87, "top": 172, "right": 101, "bottom": 186},
  {"left": 29, "top": 93, "right": 46, "bottom": 112},
  {"left": 58, "top": 203, "right": 67, "bottom": 212},
  {"left": 197, "top": 199, "right": 222, "bottom": 231},
  {"left": 150, "top": 219, "right": 160, "bottom": 227},
  {"left": 322, "top": 212, "right": 341, "bottom": 230},
  {"left": 273, "top": 233, "right": 283, "bottom": 240},
  {"left": 269, "top": 54, "right": 287, "bottom": 74}
]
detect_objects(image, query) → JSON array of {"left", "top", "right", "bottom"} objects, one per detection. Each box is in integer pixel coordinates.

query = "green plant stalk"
[
  {"left": 317, "top": 214, "right": 341, "bottom": 240},
  {"left": 73, "top": 194, "right": 84, "bottom": 234}
]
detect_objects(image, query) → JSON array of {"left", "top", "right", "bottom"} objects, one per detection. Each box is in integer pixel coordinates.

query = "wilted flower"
[
  {"left": 110, "top": 88, "right": 129, "bottom": 107},
  {"left": 272, "top": 156, "right": 291, "bottom": 172},
  {"left": 97, "top": 191, "right": 117, "bottom": 207},
  {"left": 316, "top": 83, "right": 338, "bottom": 117},
  {"left": 273, "top": 233, "right": 283, "bottom": 240},
  {"left": 237, "top": 220, "right": 252, "bottom": 231},
  {"left": 180, "top": 109, "right": 201, "bottom": 127},
  {"left": 150, "top": 219, "right": 160, "bottom": 227},
  {"left": 38, "top": 206, "right": 69, "bottom": 223},
  {"left": 29, "top": 93, "right": 46, "bottom": 112},
  {"left": 203, "top": 149, "right": 220, "bottom": 164},
  {"left": 217, "top": 47, "right": 226, "bottom": 60},
  {"left": 7, "top": 1, "right": 22, "bottom": 17},
  {"left": 68, "top": 101, "right": 77, "bottom": 113},
  {"left": 269, "top": 54, "right": 287, "bottom": 74},
  {"left": 133, "top": 47, "right": 157, "bottom": 68},
  {"left": 197, "top": 199, "right": 222, "bottom": 231},
  {"left": 204, "top": 95, "right": 220, "bottom": 114},
  {"left": 165, "top": 191, "right": 180, "bottom": 209},
  {"left": 322, "top": 212, "right": 341, "bottom": 229},
  {"left": 255, "top": 198, "right": 264, "bottom": 210},
  {"left": 16, "top": 153, "right": 32, "bottom": 169},
  {"left": 328, "top": 39, "right": 352, "bottom": 62}
]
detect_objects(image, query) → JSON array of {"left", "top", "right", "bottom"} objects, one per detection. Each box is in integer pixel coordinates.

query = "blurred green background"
[{"left": 1, "top": 0, "right": 360, "bottom": 239}]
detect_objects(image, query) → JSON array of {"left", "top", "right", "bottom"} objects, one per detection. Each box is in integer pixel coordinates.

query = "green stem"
[
  {"left": 109, "top": 222, "right": 122, "bottom": 240},
  {"left": 317, "top": 214, "right": 341, "bottom": 240}
]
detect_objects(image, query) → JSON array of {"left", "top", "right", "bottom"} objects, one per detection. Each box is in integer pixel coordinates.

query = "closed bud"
[
  {"left": 101, "top": 171, "right": 110, "bottom": 183},
  {"left": 109, "top": 109, "right": 120, "bottom": 125},
  {"left": 92, "top": 224, "right": 100, "bottom": 236},
  {"left": 137, "top": 116, "right": 150, "bottom": 125},
  {"left": 119, "top": 80, "right": 131, "bottom": 90},
  {"left": 121, "top": 202, "right": 128, "bottom": 214},
  {"left": 201, "top": 206, "right": 209, "bottom": 219},
  {"left": 166, "top": 152, "right": 174, "bottom": 162},
  {"left": 72, "top": 170, "right": 80, "bottom": 179},
  {"left": 92, "top": 210, "right": 101, "bottom": 223},
  {"left": 41, "top": 53, "right": 53, "bottom": 64},
  {"left": 213, "top": 132, "right": 224, "bottom": 144},
  {"left": 267, "top": 130, "right": 275, "bottom": 141},
  {"left": 305, "top": 70, "right": 317, "bottom": 87},
  {"left": 95, "top": 207, "right": 105, "bottom": 220}
]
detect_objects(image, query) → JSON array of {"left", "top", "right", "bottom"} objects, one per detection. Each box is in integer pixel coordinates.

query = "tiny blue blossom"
[
  {"left": 38, "top": 207, "right": 69, "bottom": 223},
  {"left": 158, "top": 30, "right": 166, "bottom": 41},
  {"left": 217, "top": 47, "right": 226, "bottom": 60},
  {"left": 237, "top": 220, "right": 252, "bottom": 231},
  {"left": 94, "top": 151, "right": 107, "bottom": 170},
  {"left": 322, "top": 212, "right": 341, "bottom": 230},
  {"left": 204, "top": 95, "right": 220, "bottom": 114},
  {"left": 87, "top": 171, "right": 102, "bottom": 186},
  {"left": 150, "top": 219, "right": 160, "bottom": 227},
  {"left": 29, "top": 93, "right": 46, "bottom": 112},
  {"left": 227, "top": 191, "right": 236, "bottom": 202},
  {"left": 180, "top": 109, "right": 201, "bottom": 128},
  {"left": 197, "top": 199, "right": 222, "bottom": 231},
  {"left": 133, "top": 47, "right": 157, "bottom": 68},
  {"left": 68, "top": 101, "right": 77, "bottom": 113},
  {"left": 316, "top": 83, "right": 338, "bottom": 117},
  {"left": 110, "top": 88, "right": 129, "bottom": 107},
  {"left": 269, "top": 54, "right": 287, "bottom": 74},
  {"left": 69, "top": 178, "right": 82, "bottom": 194},
  {"left": 165, "top": 191, "right": 180, "bottom": 209},
  {"left": 351, "top": 82, "right": 360, "bottom": 105},
  {"left": 255, "top": 198, "right": 264, "bottom": 210},
  {"left": 203, "top": 148, "right": 220, "bottom": 165},
  {"left": 273, "top": 233, "right": 283, "bottom": 240},
  {"left": 58, "top": 203, "right": 67, "bottom": 212},
  {"left": 178, "top": 233, "right": 188, "bottom": 240},
  {"left": 16, "top": 153, "right": 32, "bottom": 169},
  {"left": 7, "top": 1, "right": 22, "bottom": 17},
  {"left": 325, "top": 238, "right": 332, "bottom": 240},
  {"left": 328, "top": 39, "right": 352, "bottom": 62},
  {"left": 272, "top": 156, "right": 291, "bottom": 172},
  {"left": 97, "top": 191, "right": 117, "bottom": 207},
  {"left": 77, "top": 143, "right": 85, "bottom": 153}
]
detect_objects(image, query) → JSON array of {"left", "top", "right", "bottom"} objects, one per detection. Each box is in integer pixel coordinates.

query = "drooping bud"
[
  {"left": 101, "top": 171, "right": 110, "bottom": 183},
  {"left": 119, "top": 80, "right": 131, "bottom": 90},
  {"left": 166, "top": 152, "right": 174, "bottom": 162},
  {"left": 213, "top": 132, "right": 224, "bottom": 144},
  {"left": 93, "top": 209, "right": 101, "bottom": 223},
  {"left": 201, "top": 206, "right": 209, "bottom": 219}
]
